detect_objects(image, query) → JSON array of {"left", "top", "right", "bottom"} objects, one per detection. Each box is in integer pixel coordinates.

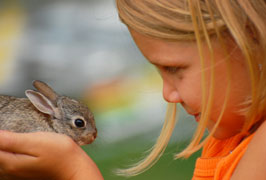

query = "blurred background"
[{"left": 0, "top": 0, "right": 200, "bottom": 179}]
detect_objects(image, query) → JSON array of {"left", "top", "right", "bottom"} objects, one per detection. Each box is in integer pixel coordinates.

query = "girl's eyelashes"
[
  {"left": 164, "top": 66, "right": 180, "bottom": 74},
  {"left": 153, "top": 64, "right": 187, "bottom": 76},
  {"left": 163, "top": 66, "right": 186, "bottom": 74}
]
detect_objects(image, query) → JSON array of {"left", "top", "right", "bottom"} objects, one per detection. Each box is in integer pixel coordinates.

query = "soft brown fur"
[{"left": 0, "top": 80, "right": 97, "bottom": 145}]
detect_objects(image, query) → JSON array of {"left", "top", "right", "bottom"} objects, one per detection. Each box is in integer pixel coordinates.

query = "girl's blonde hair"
[{"left": 116, "top": 0, "right": 266, "bottom": 176}]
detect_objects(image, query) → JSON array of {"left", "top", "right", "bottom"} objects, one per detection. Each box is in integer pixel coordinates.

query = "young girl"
[{"left": 0, "top": 0, "right": 265, "bottom": 179}]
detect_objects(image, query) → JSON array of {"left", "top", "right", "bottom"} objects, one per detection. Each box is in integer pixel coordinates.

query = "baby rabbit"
[{"left": 0, "top": 80, "right": 97, "bottom": 146}]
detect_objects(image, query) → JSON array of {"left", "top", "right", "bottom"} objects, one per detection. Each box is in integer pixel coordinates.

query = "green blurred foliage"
[{"left": 84, "top": 132, "right": 201, "bottom": 180}]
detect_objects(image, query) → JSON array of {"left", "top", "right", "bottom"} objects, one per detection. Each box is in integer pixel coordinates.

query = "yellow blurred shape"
[
  {"left": 0, "top": 1, "right": 25, "bottom": 84},
  {"left": 83, "top": 69, "right": 162, "bottom": 113}
]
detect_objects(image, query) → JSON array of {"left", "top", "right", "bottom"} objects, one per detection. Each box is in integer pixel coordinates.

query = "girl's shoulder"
[{"left": 231, "top": 120, "right": 266, "bottom": 180}]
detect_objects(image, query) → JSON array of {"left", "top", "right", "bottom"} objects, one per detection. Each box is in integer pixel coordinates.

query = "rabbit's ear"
[
  {"left": 25, "top": 90, "right": 59, "bottom": 117},
  {"left": 32, "top": 80, "right": 58, "bottom": 104}
]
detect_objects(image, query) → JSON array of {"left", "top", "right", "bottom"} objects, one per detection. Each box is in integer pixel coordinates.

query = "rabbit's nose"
[{"left": 93, "top": 128, "right": 97, "bottom": 139}]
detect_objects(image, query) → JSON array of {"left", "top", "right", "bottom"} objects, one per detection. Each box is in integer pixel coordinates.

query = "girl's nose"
[{"left": 162, "top": 80, "right": 181, "bottom": 103}]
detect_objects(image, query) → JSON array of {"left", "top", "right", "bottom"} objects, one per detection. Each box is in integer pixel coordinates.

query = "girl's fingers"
[
  {"left": 0, "top": 131, "right": 40, "bottom": 155},
  {"left": 0, "top": 131, "right": 62, "bottom": 155},
  {"left": 0, "top": 131, "right": 83, "bottom": 180},
  {"left": 0, "top": 150, "right": 37, "bottom": 175}
]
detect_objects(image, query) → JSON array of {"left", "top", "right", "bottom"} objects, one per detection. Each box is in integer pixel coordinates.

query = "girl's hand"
[{"left": 0, "top": 131, "right": 104, "bottom": 180}]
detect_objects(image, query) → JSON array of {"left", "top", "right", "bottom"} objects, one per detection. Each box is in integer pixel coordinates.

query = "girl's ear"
[{"left": 25, "top": 89, "right": 58, "bottom": 116}]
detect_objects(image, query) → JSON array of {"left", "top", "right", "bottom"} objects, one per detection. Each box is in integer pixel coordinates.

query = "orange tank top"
[{"left": 192, "top": 133, "right": 254, "bottom": 180}]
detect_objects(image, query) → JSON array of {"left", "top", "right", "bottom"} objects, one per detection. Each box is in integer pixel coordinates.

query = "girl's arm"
[
  {"left": 0, "top": 131, "right": 104, "bottom": 180},
  {"left": 231, "top": 121, "right": 266, "bottom": 180}
]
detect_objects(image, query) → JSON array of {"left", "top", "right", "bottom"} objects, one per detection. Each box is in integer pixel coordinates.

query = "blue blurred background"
[{"left": 0, "top": 0, "right": 200, "bottom": 179}]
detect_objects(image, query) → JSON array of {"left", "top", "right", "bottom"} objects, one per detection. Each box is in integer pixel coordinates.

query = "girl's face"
[{"left": 129, "top": 29, "right": 251, "bottom": 139}]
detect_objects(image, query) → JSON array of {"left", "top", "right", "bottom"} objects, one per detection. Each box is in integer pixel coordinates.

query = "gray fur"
[{"left": 0, "top": 80, "right": 97, "bottom": 146}]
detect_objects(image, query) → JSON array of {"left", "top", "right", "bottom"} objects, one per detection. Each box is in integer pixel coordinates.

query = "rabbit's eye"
[{"left": 74, "top": 119, "right": 85, "bottom": 128}]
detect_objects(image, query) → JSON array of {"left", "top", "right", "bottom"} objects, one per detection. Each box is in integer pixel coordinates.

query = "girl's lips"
[{"left": 194, "top": 114, "right": 201, "bottom": 122}]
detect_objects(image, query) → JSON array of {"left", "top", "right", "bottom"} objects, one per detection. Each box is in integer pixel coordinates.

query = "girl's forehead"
[{"left": 129, "top": 29, "right": 199, "bottom": 64}]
